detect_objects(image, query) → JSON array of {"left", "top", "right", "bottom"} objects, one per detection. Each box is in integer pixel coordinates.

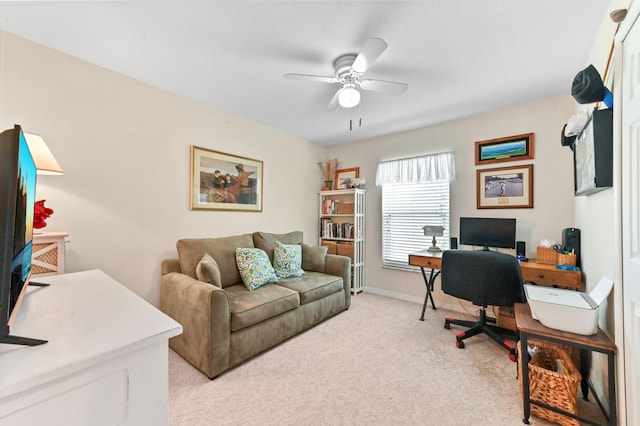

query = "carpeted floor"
[{"left": 168, "top": 292, "right": 603, "bottom": 425}]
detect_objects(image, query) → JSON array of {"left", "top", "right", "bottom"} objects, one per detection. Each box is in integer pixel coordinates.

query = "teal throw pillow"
[
  {"left": 236, "top": 248, "right": 279, "bottom": 291},
  {"left": 273, "top": 241, "right": 305, "bottom": 279}
]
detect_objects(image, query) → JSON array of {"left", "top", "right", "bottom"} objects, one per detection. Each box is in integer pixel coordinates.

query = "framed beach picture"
[
  {"left": 475, "top": 133, "right": 534, "bottom": 165},
  {"left": 190, "top": 146, "right": 263, "bottom": 211},
  {"left": 477, "top": 164, "right": 533, "bottom": 209}
]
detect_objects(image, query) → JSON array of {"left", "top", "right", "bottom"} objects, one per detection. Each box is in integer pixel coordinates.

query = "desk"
[
  {"left": 408, "top": 251, "right": 583, "bottom": 321},
  {"left": 515, "top": 303, "right": 616, "bottom": 426}
]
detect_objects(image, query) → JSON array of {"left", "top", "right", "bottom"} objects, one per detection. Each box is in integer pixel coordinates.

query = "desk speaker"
[
  {"left": 450, "top": 237, "right": 458, "bottom": 250},
  {"left": 562, "top": 228, "right": 581, "bottom": 267},
  {"left": 516, "top": 241, "right": 526, "bottom": 257}
]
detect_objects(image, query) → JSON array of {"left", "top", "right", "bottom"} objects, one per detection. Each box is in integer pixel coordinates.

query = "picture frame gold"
[
  {"left": 477, "top": 164, "right": 533, "bottom": 209},
  {"left": 475, "top": 133, "right": 534, "bottom": 165},
  {"left": 190, "top": 145, "right": 263, "bottom": 211},
  {"left": 335, "top": 167, "right": 360, "bottom": 190}
]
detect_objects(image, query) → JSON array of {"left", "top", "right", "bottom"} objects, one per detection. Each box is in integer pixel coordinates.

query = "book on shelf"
[{"left": 320, "top": 219, "right": 354, "bottom": 239}]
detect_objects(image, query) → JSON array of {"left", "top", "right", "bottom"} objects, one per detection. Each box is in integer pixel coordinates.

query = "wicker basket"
[
  {"left": 518, "top": 339, "right": 581, "bottom": 426},
  {"left": 336, "top": 242, "right": 354, "bottom": 261},
  {"left": 337, "top": 203, "right": 354, "bottom": 214},
  {"left": 321, "top": 241, "right": 337, "bottom": 255},
  {"left": 536, "top": 246, "right": 558, "bottom": 265}
]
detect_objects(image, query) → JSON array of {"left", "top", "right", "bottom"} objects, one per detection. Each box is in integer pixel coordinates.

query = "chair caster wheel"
[
  {"left": 456, "top": 340, "right": 465, "bottom": 349},
  {"left": 444, "top": 322, "right": 450, "bottom": 329},
  {"left": 509, "top": 353, "right": 517, "bottom": 362}
]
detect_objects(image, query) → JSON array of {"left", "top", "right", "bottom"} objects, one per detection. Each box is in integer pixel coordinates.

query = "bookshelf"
[{"left": 318, "top": 189, "right": 365, "bottom": 294}]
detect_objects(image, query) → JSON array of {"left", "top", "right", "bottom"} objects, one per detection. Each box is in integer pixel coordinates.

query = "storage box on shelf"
[
  {"left": 319, "top": 189, "right": 365, "bottom": 294},
  {"left": 536, "top": 246, "right": 558, "bottom": 265}
]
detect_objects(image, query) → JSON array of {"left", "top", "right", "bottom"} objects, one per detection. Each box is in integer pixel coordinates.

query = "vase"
[{"left": 324, "top": 180, "right": 333, "bottom": 190}]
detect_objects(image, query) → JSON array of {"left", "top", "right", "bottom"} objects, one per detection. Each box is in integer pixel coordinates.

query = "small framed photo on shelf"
[
  {"left": 335, "top": 167, "right": 359, "bottom": 189},
  {"left": 477, "top": 164, "right": 533, "bottom": 209},
  {"left": 189, "top": 145, "right": 263, "bottom": 211},
  {"left": 475, "top": 133, "right": 534, "bottom": 165}
]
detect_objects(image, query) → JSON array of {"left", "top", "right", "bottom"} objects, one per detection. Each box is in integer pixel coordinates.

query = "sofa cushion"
[
  {"left": 225, "top": 284, "right": 300, "bottom": 331},
  {"left": 253, "top": 231, "right": 303, "bottom": 263},
  {"left": 177, "top": 234, "right": 254, "bottom": 286},
  {"left": 236, "top": 248, "right": 279, "bottom": 291},
  {"left": 273, "top": 241, "right": 305, "bottom": 279},
  {"left": 301, "top": 243, "right": 328, "bottom": 273},
  {"left": 276, "top": 271, "right": 343, "bottom": 305},
  {"left": 195, "top": 253, "right": 222, "bottom": 287}
]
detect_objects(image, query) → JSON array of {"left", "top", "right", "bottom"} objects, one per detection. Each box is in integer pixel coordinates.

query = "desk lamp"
[{"left": 423, "top": 225, "right": 444, "bottom": 252}]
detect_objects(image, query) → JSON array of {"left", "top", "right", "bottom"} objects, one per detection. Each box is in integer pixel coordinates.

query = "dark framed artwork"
[
  {"left": 475, "top": 133, "right": 534, "bottom": 165},
  {"left": 477, "top": 164, "right": 533, "bottom": 209},
  {"left": 190, "top": 145, "right": 263, "bottom": 211}
]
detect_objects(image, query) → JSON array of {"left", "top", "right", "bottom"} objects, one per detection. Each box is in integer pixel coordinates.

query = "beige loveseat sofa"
[{"left": 160, "top": 231, "right": 351, "bottom": 379}]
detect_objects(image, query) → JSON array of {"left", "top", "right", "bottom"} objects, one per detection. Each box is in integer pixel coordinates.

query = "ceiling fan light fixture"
[{"left": 338, "top": 85, "right": 360, "bottom": 108}]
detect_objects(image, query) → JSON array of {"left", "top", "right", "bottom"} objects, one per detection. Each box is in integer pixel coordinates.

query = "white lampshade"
[
  {"left": 338, "top": 85, "right": 361, "bottom": 108},
  {"left": 24, "top": 133, "right": 64, "bottom": 175},
  {"left": 423, "top": 225, "right": 444, "bottom": 237}
]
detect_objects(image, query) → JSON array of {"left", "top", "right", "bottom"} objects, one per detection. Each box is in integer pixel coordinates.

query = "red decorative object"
[{"left": 33, "top": 200, "right": 54, "bottom": 229}]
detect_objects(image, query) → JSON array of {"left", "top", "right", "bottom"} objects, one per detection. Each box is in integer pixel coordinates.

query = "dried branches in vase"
[{"left": 318, "top": 158, "right": 341, "bottom": 190}]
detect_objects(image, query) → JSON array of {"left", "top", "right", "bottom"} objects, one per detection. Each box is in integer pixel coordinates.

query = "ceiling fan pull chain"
[{"left": 349, "top": 119, "right": 353, "bottom": 131}]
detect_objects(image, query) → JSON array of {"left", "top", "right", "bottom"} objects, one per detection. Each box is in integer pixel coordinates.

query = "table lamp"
[
  {"left": 24, "top": 133, "right": 64, "bottom": 175},
  {"left": 423, "top": 225, "right": 444, "bottom": 252}
]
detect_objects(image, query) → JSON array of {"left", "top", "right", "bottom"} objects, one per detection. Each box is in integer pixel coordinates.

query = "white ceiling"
[{"left": 0, "top": 1, "right": 611, "bottom": 146}]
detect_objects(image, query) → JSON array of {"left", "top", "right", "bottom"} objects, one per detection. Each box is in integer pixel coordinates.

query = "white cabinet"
[
  {"left": 32, "top": 232, "right": 68, "bottom": 277},
  {"left": 0, "top": 270, "right": 182, "bottom": 425},
  {"left": 319, "top": 189, "right": 365, "bottom": 294}
]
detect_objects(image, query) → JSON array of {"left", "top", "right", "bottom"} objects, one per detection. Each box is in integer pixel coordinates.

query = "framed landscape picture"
[
  {"left": 475, "top": 133, "right": 534, "bottom": 165},
  {"left": 477, "top": 164, "right": 533, "bottom": 209},
  {"left": 190, "top": 146, "right": 263, "bottom": 211},
  {"left": 335, "top": 167, "right": 359, "bottom": 189}
]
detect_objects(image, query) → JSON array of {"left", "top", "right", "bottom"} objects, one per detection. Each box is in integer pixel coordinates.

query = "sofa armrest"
[
  {"left": 160, "top": 271, "right": 231, "bottom": 379},
  {"left": 325, "top": 254, "right": 351, "bottom": 309}
]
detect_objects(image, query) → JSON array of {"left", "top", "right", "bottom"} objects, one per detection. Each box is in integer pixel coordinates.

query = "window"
[
  {"left": 376, "top": 151, "right": 455, "bottom": 271},
  {"left": 381, "top": 182, "right": 450, "bottom": 270}
]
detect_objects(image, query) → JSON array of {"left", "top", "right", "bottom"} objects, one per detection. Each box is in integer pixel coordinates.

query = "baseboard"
[{"left": 362, "top": 287, "right": 466, "bottom": 313}]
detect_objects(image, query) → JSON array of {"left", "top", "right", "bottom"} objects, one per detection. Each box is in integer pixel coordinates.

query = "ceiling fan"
[{"left": 284, "top": 37, "right": 408, "bottom": 110}]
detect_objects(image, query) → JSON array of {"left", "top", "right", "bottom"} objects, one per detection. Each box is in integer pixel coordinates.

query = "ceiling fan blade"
[
  {"left": 360, "top": 79, "right": 408, "bottom": 94},
  {"left": 284, "top": 73, "right": 339, "bottom": 83},
  {"left": 352, "top": 38, "right": 388, "bottom": 73},
  {"left": 326, "top": 88, "right": 342, "bottom": 111}
]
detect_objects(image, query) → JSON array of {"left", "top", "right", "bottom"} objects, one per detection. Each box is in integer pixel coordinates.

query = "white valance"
[{"left": 375, "top": 151, "right": 456, "bottom": 185}]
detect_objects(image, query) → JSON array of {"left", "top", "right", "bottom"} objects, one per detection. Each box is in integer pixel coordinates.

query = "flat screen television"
[
  {"left": 0, "top": 125, "right": 46, "bottom": 346},
  {"left": 459, "top": 217, "right": 516, "bottom": 250}
]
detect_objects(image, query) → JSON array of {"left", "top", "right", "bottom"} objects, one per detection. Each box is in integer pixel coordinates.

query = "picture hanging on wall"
[
  {"left": 477, "top": 164, "right": 533, "bottom": 209},
  {"left": 475, "top": 133, "right": 534, "bottom": 165},
  {"left": 190, "top": 145, "right": 263, "bottom": 211}
]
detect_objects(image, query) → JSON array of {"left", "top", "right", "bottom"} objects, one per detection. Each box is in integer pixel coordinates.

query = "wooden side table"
[
  {"left": 515, "top": 302, "right": 617, "bottom": 425},
  {"left": 32, "top": 232, "right": 68, "bottom": 277}
]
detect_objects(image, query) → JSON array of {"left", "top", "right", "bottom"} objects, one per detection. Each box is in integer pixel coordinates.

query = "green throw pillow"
[
  {"left": 273, "top": 241, "right": 305, "bottom": 279},
  {"left": 236, "top": 248, "right": 279, "bottom": 291},
  {"left": 301, "top": 243, "right": 328, "bottom": 272},
  {"left": 195, "top": 253, "right": 222, "bottom": 287}
]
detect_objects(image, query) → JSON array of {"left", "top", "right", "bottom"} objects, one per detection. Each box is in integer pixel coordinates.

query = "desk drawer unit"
[
  {"left": 520, "top": 262, "right": 581, "bottom": 289},
  {"left": 408, "top": 254, "right": 442, "bottom": 269}
]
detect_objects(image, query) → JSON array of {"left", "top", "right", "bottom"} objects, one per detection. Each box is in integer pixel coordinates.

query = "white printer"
[{"left": 524, "top": 276, "right": 614, "bottom": 335}]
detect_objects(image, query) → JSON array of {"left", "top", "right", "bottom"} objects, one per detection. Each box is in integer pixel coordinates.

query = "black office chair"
[{"left": 441, "top": 250, "right": 525, "bottom": 361}]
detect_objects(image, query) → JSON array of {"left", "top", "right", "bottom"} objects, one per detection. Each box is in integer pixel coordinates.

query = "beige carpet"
[{"left": 168, "top": 292, "right": 603, "bottom": 425}]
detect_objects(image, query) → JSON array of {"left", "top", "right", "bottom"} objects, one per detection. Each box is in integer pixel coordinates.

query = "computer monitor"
[{"left": 459, "top": 217, "right": 516, "bottom": 250}]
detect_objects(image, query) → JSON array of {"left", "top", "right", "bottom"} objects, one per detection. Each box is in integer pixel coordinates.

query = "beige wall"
[
  {"left": 0, "top": 31, "right": 327, "bottom": 305},
  {"left": 329, "top": 96, "right": 577, "bottom": 308}
]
